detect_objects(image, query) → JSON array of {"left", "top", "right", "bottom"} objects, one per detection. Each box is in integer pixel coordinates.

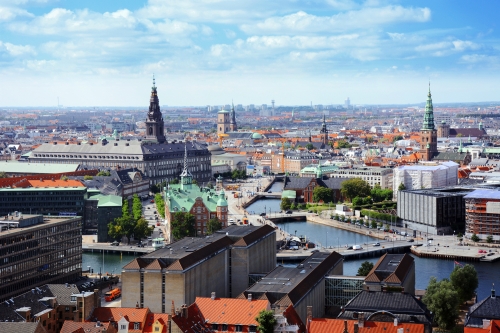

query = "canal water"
[{"left": 82, "top": 252, "right": 137, "bottom": 276}]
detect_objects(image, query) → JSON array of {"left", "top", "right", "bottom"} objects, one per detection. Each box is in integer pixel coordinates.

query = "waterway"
[{"left": 82, "top": 252, "right": 137, "bottom": 276}]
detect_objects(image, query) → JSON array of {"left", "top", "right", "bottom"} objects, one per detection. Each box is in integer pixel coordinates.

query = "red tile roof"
[
  {"left": 61, "top": 321, "right": 117, "bottom": 333},
  {"left": 195, "top": 297, "right": 269, "bottom": 326},
  {"left": 91, "top": 307, "right": 149, "bottom": 324},
  {"left": 28, "top": 179, "right": 85, "bottom": 188},
  {"left": 466, "top": 320, "right": 500, "bottom": 333},
  {"left": 171, "top": 303, "right": 211, "bottom": 333},
  {"left": 142, "top": 313, "right": 170, "bottom": 333},
  {"left": 308, "top": 319, "right": 425, "bottom": 333}
]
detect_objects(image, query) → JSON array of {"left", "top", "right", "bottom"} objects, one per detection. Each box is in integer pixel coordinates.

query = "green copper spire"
[
  {"left": 458, "top": 139, "right": 463, "bottom": 153},
  {"left": 422, "top": 83, "right": 435, "bottom": 130}
]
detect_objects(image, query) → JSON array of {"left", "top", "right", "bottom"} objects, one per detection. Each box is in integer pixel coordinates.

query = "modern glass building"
[{"left": 325, "top": 276, "right": 364, "bottom": 307}]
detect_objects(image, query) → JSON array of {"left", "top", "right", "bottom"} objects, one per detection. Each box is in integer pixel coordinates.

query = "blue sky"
[{"left": 1, "top": 0, "right": 500, "bottom": 107}]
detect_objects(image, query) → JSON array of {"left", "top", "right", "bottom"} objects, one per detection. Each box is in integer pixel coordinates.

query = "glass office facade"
[{"left": 325, "top": 276, "right": 364, "bottom": 307}]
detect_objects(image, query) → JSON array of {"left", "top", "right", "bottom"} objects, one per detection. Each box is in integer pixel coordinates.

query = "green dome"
[
  {"left": 251, "top": 132, "right": 263, "bottom": 139},
  {"left": 217, "top": 190, "right": 228, "bottom": 207}
]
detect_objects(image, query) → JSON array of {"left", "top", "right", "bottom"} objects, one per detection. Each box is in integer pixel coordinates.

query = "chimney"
[
  {"left": 358, "top": 312, "right": 365, "bottom": 327},
  {"left": 354, "top": 322, "right": 359, "bottom": 333},
  {"left": 248, "top": 293, "right": 252, "bottom": 302},
  {"left": 483, "top": 319, "right": 491, "bottom": 329},
  {"left": 171, "top": 300, "right": 175, "bottom": 316},
  {"left": 343, "top": 320, "right": 349, "bottom": 333},
  {"left": 394, "top": 318, "right": 399, "bottom": 326},
  {"left": 307, "top": 306, "right": 313, "bottom": 323},
  {"left": 211, "top": 292, "right": 216, "bottom": 300},
  {"left": 182, "top": 304, "right": 188, "bottom": 318},
  {"left": 492, "top": 283, "right": 496, "bottom": 298}
]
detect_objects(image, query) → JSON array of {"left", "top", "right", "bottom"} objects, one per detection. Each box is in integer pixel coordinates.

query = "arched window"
[{"left": 149, "top": 127, "right": 153, "bottom": 135}]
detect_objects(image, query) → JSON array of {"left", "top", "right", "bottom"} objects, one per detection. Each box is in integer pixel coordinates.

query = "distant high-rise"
[{"left": 344, "top": 97, "right": 350, "bottom": 109}]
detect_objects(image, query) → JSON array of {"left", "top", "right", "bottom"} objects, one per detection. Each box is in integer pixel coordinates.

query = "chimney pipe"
[
  {"left": 211, "top": 292, "right": 216, "bottom": 300},
  {"left": 354, "top": 322, "right": 359, "bottom": 333},
  {"left": 248, "top": 293, "right": 252, "bottom": 302},
  {"left": 343, "top": 320, "right": 349, "bottom": 333}
]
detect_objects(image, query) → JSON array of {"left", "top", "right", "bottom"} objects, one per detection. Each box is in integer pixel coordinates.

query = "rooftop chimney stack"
[
  {"left": 248, "top": 293, "right": 252, "bottom": 302},
  {"left": 211, "top": 292, "right": 216, "bottom": 300}
]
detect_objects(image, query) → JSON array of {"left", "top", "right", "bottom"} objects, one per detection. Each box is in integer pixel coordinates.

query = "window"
[
  {"left": 212, "top": 323, "right": 219, "bottom": 330},
  {"left": 155, "top": 327, "right": 160, "bottom": 332},
  {"left": 235, "top": 324, "right": 243, "bottom": 332},
  {"left": 222, "top": 324, "right": 228, "bottom": 331},
  {"left": 121, "top": 325, "right": 127, "bottom": 330},
  {"left": 134, "top": 323, "right": 140, "bottom": 330},
  {"left": 249, "top": 325, "right": 257, "bottom": 332},
  {"left": 65, "top": 307, "right": 70, "bottom": 312}
]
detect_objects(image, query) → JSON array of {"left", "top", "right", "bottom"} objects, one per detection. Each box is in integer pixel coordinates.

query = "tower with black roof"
[{"left": 145, "top": 75, "right": 166, "bottom": 143}]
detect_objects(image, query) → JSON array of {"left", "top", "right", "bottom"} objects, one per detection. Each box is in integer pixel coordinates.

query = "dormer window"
[{"left": 134, "top": 323, "right": 140, "bottom": 330}]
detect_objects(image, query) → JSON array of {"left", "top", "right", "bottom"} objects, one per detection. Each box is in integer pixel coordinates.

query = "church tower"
[
  {"left": 217, "top": 107, "right": 230, "bottom": 136},
  {"left": 229, "top": 103, "right": 237, "bottom": 131},
  {"left": 145, "top": 76, "right": 166, "bottom": 143},
  {"left": 180, "top": 143, "right": 193, "bottom": 190},
  {"left": 420, "top": 84, "right": 437, "bottom": 161},
  {"left": 320, "top": 114, "right": 328, "bottom": 145}
]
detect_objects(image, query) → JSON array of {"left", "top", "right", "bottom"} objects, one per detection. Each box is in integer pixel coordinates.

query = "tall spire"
[
  {"left": 145, "top": 75, "right": 166, "bottom": 143},
  {"left": 152, "top": 74, "right": 156, "bottom": 89},
  {"left": 422, "top": 82, "right": 435, "bottom": 130},
  {"left": 229, "top": 101, "right": 237, "bottom": 131},
  {"left": 180, "top": 141, "right": 193, "bottom": 189}
]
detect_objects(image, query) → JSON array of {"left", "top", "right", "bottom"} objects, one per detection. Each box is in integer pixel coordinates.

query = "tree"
[
  {"left": 305, "top": 143, "right": 314, "bottom": 150},
  {"left": 132, "top": 194, "right": 143, "bottom": 221},
  {"left": 357, "top": 261, "right": 374, "bottom": 276},
  {"left": 108, "top": 215, "right": 136, "bottom": 244},
  {"left": 280, "top": 197, "right": 292, "bottom": 211},
  {"left": 352, "top": 196, "right": 363, "bottom": 207},
  {"left": 134, "top": 217, "right": 153, "bottom": 240},
  {"left": 122, "top": 198, "right": 130, "bottom": 218},
  {"left": 486, "top": 235, "right": 493, "bottom": 243},
  {"left": 170, "top": 212, "right": 196, "bottom": 240},
  {"left": 255, "top": 310, "right": 277, "bottom": 333},
  {"left": 206, "top": 217, "right": 222, "bottom": 235},
  {"left": 192, "top": 179, "right": 198, "bottom": 185},
  {"left": 60, "top": 175, "right": 69, "bottom": 181},
  {"left": 392, "top": 135, "right": 404, "bottom": 143},
  {"left": 340, "top": 178, "right": 371, "bottom": 202},
  {"left": 423, "top": 277, "right": 460, "bottom": 330},
  {"left": 471, "top": 233, "right": 480, "bottom": 243},
  {"left": 83, "top": 175, "right": 93, "bottom": 180},
  {"left": 169, "top": 178, "right": 180, "bottom": 184},
  {"left": 337, "top": 140, "right": 351, "bottom": 148},
  {"left": 154, "top": 193, "right": 165, "bottom": 219},
  {"left": 0, "top": 171, "right": 7, "bottom": 178},
  {"left": 450, "top": 264, "right": 478, "bottom": 303},
  {"left": 97, "top": 170, "right": 111, "bottom": 176},
  {"left": 398, "top": 182, "right": 406, "bottom": 191},
  {"left": 371, "top": 184, "right": 393, "bottom": 202},
  {"left": 370, "top": 221, "right": 377, "bottom": 229},
  {"left": 313, "top": 186, "right": 334, "bottom": 203}
]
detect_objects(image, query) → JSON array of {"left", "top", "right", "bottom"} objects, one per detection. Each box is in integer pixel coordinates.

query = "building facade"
[
  {"left": 121, "top": 225, "right": 276, "bottom": 313},
  {"left": 0, "top": 216, "right": 82, "bottom": 301},
  {"left": 464, "top": 189, "right": 500, "bottom": 242},
  {"left": 329, "top": 167, "right": 393, "bottom": 189}
]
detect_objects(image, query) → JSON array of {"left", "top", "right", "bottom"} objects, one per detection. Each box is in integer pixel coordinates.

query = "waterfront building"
[
  {"left": 329, "top": 166, "right": 393, "bottom": 189},
  {"left": 121, "top": 225, "right": 276, "bottom": 313},
  {"left": 338, "top": 290, "right": 433, "bottom": 333},
  {"left": 465, "top": 287, "right": 500, "bottom": 327},
  {"left": 393, "top": 162, "right": 458, "bottom": 197},
  {"left": 84, "top": 192, "right": 122, "bottom": 242},
  {"left": 164, "top": 145, "right": 229, "bottom": 241},
  {"left": 284, "top": 172, "right": 346, "bottom": 203},
  {"left": 397, "top": 187, "right": 469, "bottom": 235},
  {"left": 325, "top": 275, "right": 364, "bottom": 309},
  {"left": 0, "top": 215, "right": 82, "bottom": 302},
  {"left": 364, "top": 253, "right": 415, "bottom": 295},
  {"left": 28, "top": 79, "right": 212, "bottom": 186},
  {"left": 239, "top": 251, "right": 343, "bottom": 324},
  {"left": 464, "top": 189, "right": 500, "bottom": 241}
]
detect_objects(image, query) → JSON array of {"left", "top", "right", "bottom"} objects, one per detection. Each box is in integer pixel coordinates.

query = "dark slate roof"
[
  {"left": 318, "top": 177, "right": 348, "bottom": 190},
  {"left": 46, "top": 284, "right": 81, "bottom": 305},
  {"left": 449, "top": 128, "right": 486, "bottom": 137},
  {"left": 466, "top": 294, "right": 500, "bottom": 326},
  {"left": 0, "top": 322, "right": 46, "bottom": 333},
  {"left": 294, "top": 141, "right": 327, "bottom": 150},
  {"left": 432, "top": 151, "right": 469, "bottom": 162},
  {"left": 340, "top": 290, "right": 431, "bottom": 324},
  {"left": 284, "top": 176, "right": 313, "bottom": 190}
]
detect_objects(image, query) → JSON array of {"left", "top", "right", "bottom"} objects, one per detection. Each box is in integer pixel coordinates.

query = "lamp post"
[{"left": 87, "top": 266, "right": 91, "bottom": 276}]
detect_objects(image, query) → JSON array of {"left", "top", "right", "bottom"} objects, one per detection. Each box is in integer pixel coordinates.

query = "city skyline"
[{"left": 1, "top": 0, "right": 500, "bottom": 107}]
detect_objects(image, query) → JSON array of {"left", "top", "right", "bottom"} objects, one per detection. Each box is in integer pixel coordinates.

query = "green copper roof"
[
  {"left": 217, "top": 190, "right": 228, "bottom": 207},
  {"left": 89, "top": 194, "right": 123, "bottom": 207},
  {"left": 166, "top": 184, "right": 224, "bottom": 212},
  {"left": 421, "top": 84, "right": 435, "bottom": 131},
  {"left": 282, "top": 190, "right": 296, "bottom": 199},
  {"left": 300, "top": 163, "right": 339, "bottom": 175}
]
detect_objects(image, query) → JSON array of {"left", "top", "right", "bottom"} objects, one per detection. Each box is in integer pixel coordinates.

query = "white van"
[
  {"left": 352, "top": 245, "right": 363, "bottom": 250},
  {"left": 229, "top": 218, "right": 234, "bottom": 223}
]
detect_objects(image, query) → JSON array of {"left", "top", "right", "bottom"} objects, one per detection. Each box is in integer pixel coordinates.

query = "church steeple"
[
  {"left": 422, "top": 83, "right": 435, "bottom": 130},
  {"left": 420, "top": 83, "right": 438, "bottom": 161},
  {"left": 320, "top": 114, "right": 328, "bottom": 145},
  {"left": 230, "top": 101, "right": 237, "bottom": 131},
  {"left": 145, "top": 75, "right": 166, "bottom": 143},
  {"left": 180, "top": 142, "right": 193, "bottom": 190}
]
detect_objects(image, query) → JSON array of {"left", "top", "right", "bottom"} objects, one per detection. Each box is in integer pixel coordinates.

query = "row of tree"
[
  {"left": 169, "top": 212, "right": 223, "bottom": 240},
  {"left": 108, "top": 195, "right": 153, "bottom": 244}
]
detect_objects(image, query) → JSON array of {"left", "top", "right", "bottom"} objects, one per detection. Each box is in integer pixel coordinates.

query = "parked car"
[
  {"left": 407, "top": 238, "right": 414, "bottom": 242},
  {"left": 150, "top": 199, "right": 155, "bottom": 203},
  {"left": 373, "top": 242, "right": 380, "bottom": 246},
  {"left": 285, "top": 210, "right": 292, "bottom": 214},
  {"left": 259, "top": 213, "right": 266, "bottom": 217},
  {"left": 110, "top": 241, "right": 120, "bottom": 246}
]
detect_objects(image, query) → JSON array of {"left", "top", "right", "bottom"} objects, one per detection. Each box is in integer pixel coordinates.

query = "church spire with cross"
[
  {"left": 145, "top": 74, "right": 166, "bottom": 143},
  {"left": 229, "top": 101, "right": 238, "bottom": 131},
  {"left": 180, "top": 141, "right": 193, "bottom": 189},
  {"left": 320, "top": 113, "right": 328, "bottom": 145}
]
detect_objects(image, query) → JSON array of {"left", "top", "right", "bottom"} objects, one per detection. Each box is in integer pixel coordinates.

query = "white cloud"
[
  {"left": 241, "top": 6, "right": 431, "bottom": 34},
  {"left": 0, "top": 41, "right": 35, "bottom": 56},
  {"left": 415, "top": 39, "right": 480, "bottom": 56},
  {"left": 0, "top": 6, "right": 33, "bottom": 21}
]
